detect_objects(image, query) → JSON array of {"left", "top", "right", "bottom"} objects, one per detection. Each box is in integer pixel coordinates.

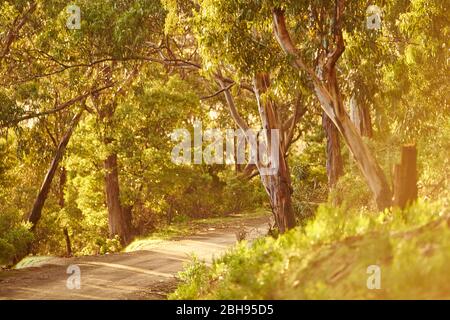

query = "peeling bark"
[
  {"left": 217, "top": 72, "right": 304, "bottom": 232},
  {"left": 350, "top": 95, "right": 373, "bottom": 138},
  {"left": 253, "top": 73, "right": 296, "bottom": 233},
  {"left": 322, "top": 112, "right": 343, "bottom": 187},
  {"left": 272, "top": 7, "right": 392, "bottom": 210}
]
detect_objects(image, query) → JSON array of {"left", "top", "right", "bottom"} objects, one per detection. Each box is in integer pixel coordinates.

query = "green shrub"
[
  {"left": 220, "top": 173, "right": 266, "bottom": 214},
  {"left": 95, "top": 235, "right": 122, "bottom": 255},
  {"left": 290, "top": 139, "right": 328, "bottom": 223},
  {"left": 170, "top": 199, "right": 450, "bottom": 299},
  {"left": 0, "top": 211, "right": 34, "bottom": 266}
]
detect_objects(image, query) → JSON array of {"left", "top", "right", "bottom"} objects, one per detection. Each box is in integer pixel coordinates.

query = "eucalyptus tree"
[
  {"left": 161, "top": 0, "right": 320, "bottom": 232},
  {"left": 271, "top": 0, "right": 449, "bottom": 209},
  {"left": 1, "top": 0, "right": 169, "bottom": 244},
  {"left": 29, "top": 0, "right": 170, "bottom": 244}
]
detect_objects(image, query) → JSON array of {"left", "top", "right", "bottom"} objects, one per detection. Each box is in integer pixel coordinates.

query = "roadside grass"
[
  {"left": 170, "top": 199, "right": 450, "bottom": 299},
  {"left": 14, "top": 256, "right": 55, "bottom": 269}
]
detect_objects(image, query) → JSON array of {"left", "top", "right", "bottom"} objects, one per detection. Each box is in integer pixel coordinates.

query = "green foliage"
[
  {"left": 220, "top": 174, "right": 266, "bottom": 214},
  {"left": 171, "top": 199, "right": 450, "bottom": 299},
  {"left": 175, "top": 255, "right": 211, "bottom": 298},
  {"left": 0, "top": 214, "right": 33, "bottom": 266},
  {"left": 0, "top": 137, "right": 34, "bottom": 266},
  {"left": 9, "top": 70, "right": 265, "bottom": 256},
  {"left": 0, "top": 90, "right": 21, "bottom": 129},
  {"left": 290, "top": 129, "right": 328, "bottom": 222},
  {"left": 330, "top": 172, "right": 372, "bottom": 210},
  {"left": 1, "top": 2, "right": 448, "bottom": 304},
  {"left": 96, "top": 235, "right": 122, "bottom": 255}
]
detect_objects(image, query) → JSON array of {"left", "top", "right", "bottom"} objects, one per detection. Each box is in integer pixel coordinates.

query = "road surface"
[{"left": 0, "top": 215, "right": 269, "bottom": 300}]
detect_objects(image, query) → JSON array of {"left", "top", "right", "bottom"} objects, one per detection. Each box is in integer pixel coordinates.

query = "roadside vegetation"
[{"left": 171, "top": 200, "right": 450, "bottom": 299}]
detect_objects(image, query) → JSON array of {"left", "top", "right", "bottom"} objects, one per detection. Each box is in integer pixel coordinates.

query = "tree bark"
[
  {"left": 217, "top": 73, "right": 301, "bottom": 232},
  {"left": 63, "top": 227, "right": 72, "bottom": 257},
  {"left": 97, "top": 64, "right": 135, "bottom": 245},
  {"left": 253, "top": 73, "right": 296, "bottom": 233},
  {"left": 350, "top": 95, "right": 373, "bottom": 138},
  {"left": 322, "top": 112, "right": 344, "bottom": 187},
  {"left": 59, "top": 167, "right": 66, "bottom": 207},
  {"left": 272, "top": 7, "right": 392, "bottom": 210},
  {"left": 27, "top": 111, "right": 83, "bottom": 228},
  {"left": 315, "top": 84, "right": 392, "bottom": 209},
  {"left": 104, "top": 152, "right": 132, "bottom": 245},
  {"left": 59, "top": 167, "right": 72, "bottom": 257},
  {"left": 393, "top": 144, "right": 418, "bottom": 209},
  {"left": 0, "top": 2, "right": 37, "bottom": 61},
  {"left": 262, "top": 153, "right": 296, "bottom": 233}
]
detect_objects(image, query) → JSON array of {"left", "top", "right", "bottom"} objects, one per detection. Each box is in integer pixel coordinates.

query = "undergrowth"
[{"left": 170, "top": 199, "right": 450, "bottom": 299}]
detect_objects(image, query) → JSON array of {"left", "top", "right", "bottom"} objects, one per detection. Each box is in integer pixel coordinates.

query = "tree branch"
[
  {"left": 6, "top": 84, "right": 114, "bottom": 127},
  {"left": 216, "top": 77, "right": 250, "bottom": 132},
  {"left": 272, "top": 8, "right": 318, "bottom": 82},
  {"left": 272, "top": 8, "right": 336, "bottom": 118},
  {"left": 200, "top": 82, "right": 235, "bottom": 100},
  {"left": 284, "top": 96, "right": 306, "bottom": 147},
  {"left": 0, "top": 2, "right": 37, "bottom": 61},
  {"left": 324, "top": 0, "right": 346, "bottom": 71},
  {"left": 27, "top": 110, "right": 84, "bottom": 228}
]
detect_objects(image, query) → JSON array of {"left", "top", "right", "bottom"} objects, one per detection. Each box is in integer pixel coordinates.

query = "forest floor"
[{"left": 0, "top": 213, "right": 271, "bottom": 300}]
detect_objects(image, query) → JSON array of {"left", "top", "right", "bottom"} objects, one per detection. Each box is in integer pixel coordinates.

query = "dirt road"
[{"left": 0, "top": 215, "right": 269, "bottom": 300}]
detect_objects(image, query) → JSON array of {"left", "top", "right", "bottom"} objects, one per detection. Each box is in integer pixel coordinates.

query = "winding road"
[{"left": 0, "top": 215, "right": 269, "bottom": 300}]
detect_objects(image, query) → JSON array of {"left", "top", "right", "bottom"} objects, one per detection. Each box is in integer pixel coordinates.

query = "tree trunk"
[
  {"left": 63, "top": 227, "right": 72, "bottom": 257},
  {"left": 27, "top": 111, "right": 83, "bottom": 228},
  {"left": 262, "top": 153, "right": 296, "bottom": 233},
  {"left": 98, "top": 64, "right": 133, "bottom": 245},
  {"left": 393, "top": 144, "right": 418, "bottom": 209},
  {"left": 272, "top": 8, "right": 393, "bottom": 210},
  {"left": 314, "top": 71, "right": 392, "bottom": 209},
  {"left": 217, "top": 73, "right": 299, "bottom": 232},
  {"left": 59, "top": 167, "right": 72, "bottom": 257},
  {"left": 322, "top": 112, "right": 344, "bottom": 187},
  {"left": 58, "top": 167, "right": 66, "bottom": 207},
  {"left": 253, "top": 73, "right": 296, "bottom": 233},
  {"left": 315, "top": 86, "right": 392, "bottom": 209},
  {"left": 104, "top": 153, "right": 131, "bottom": 245},
  {"left": 350, "top": 95, "right": 373, "bottom": 138},
  {"left": 234, "top": 134, "right": 244, "bottom": 173}
]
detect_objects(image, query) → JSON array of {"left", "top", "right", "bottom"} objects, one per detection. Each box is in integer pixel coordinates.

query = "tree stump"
[{"left": 393, "top": 144, "right": 418, "bottom": 209}]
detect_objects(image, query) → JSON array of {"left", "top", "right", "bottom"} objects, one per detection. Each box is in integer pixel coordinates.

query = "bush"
[
  {"left": 96, "top": 235, "right": 122, "bottom": 255},
  {"left": 0, "top": 211, "right": 34, "bottom": 266},
  {"left": 170, "top": 199, "right": 450, "bottom": 299},
  {"left": 219, "top": 173, "right": 266, "bottom": 214}
]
